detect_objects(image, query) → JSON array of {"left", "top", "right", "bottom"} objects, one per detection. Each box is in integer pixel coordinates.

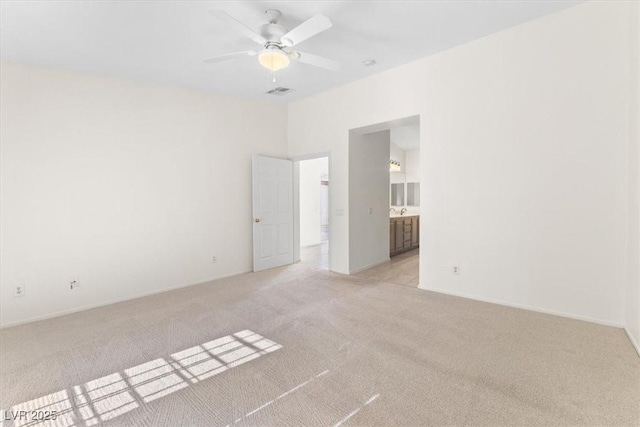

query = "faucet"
[
  {"left": 400, "top": 208, "right": 407, "bottom": 215},
  {"left": 390, "top": 208, "right": 396, "bottom": 213}
]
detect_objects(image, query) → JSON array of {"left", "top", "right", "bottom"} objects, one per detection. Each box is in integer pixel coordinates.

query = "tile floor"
[
  {"left": 300, "top": 242, "right": 329, "bottom": 270},
  {"left": 354, "top": 249, "right": 419, "bottom": 287},
  {"left": 300, "top": 244, "right": 419, "bottom": 287}
]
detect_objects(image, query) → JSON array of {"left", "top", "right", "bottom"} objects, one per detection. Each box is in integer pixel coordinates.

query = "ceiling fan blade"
[
  {"left": 280, "top": 14, "right": 332, "bottom": 47},
  {"left": 294, "top": 51, "right": 341, "bottom": 71},
  {"left": 209, "top": 10, "right": 266, "bottom": 45},
  {"left": 203, "top": 50, "right": 257, "bottom": 64}
]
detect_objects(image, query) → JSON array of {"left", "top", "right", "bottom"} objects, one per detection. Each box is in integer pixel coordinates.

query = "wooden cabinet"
[
  {"left": 395, "top": 219, "right": 404, "bottom": 254},
  {"left": 411, "top": 216, "right": 419, "bottom": 249},
  {"left": 390, "top": 215, "right": 419, "bottom": 257},
  {"left": 390, "top": 220, "right": 396, "bottom": 257}
]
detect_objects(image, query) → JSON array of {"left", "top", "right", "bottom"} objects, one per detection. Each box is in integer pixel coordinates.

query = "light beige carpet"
[
  {"left": 354, "top": 248, "right": 420, "bottom": 287},
  {"left": 1, "top": 263, "right": 638, "bottom": 426}
]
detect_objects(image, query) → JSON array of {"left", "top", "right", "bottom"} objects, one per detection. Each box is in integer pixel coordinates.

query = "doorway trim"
[
  {"left": 347, "top": 114, "right": 421, "bottom": 277},
  {"left": 292, "top": 152, "right": 331, "bottom": 270}
]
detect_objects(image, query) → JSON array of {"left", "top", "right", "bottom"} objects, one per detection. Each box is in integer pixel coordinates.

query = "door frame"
[
  {"left": 347, "top": 114, "right": 421, "bottom": 277},
  {"left": 292, "top": 152, "right": 331, "bottom": 270}
]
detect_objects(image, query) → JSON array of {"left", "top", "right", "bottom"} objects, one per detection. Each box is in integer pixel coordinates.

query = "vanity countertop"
[{"left": 390, "top": 214, "right": 419, "bottom": 219}]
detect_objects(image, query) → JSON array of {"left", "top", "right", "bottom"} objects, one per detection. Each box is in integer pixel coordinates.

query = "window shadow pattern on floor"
[{"left": 2, "top": 330, "right": 281, "bottom": 427}]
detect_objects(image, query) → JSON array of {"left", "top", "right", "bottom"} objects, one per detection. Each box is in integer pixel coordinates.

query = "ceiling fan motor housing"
[{"left": 259, "top": 23, "right": 287, "bottom": 44}]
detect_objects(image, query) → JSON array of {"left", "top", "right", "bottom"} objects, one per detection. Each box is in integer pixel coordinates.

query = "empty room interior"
[{"left": 1, "top": 1, "right": 639, "bottom": 426}]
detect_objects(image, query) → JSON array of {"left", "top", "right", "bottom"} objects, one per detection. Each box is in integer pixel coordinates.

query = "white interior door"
[{"left": 252, "top": 155, "right": 294, "bottom": 272}]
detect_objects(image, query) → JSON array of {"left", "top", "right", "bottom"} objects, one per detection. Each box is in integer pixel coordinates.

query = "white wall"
[
  {"left": 404, "top": 150, "right": 421, "bottom": 215},
  {"left": 389, "top": 143, "right": 406, "bottom": 201},
  {"left": 389, "top": 141, "right": 406, "bottom": 172},
  {"left": 626, "top": 1, "right": 640, "bottom": 352},
  {"left": 389, "top": 143, "right": 420, "bottom": 214},
  {"left": 299, "top": 157, "right": 328, "bottom": 247},
  {"left": 404, "top": 150, "right": 421, "bottom": 184},
  {"left": 288, "top": 1, "right": 632, "bottom": 326},
  {"left": 0, "top": 62, "right": 288, "bottom": 326},
  {"left": 349, "top": 130, "right": 390, "bottom": 273}
]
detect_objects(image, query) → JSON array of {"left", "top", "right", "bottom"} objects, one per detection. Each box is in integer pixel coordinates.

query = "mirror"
[
  {"left": 407, "top": 182, "right": 420, "bottom": 206},
  {"left": 391, "top": 183, "right": 405, "bottom": 206}
]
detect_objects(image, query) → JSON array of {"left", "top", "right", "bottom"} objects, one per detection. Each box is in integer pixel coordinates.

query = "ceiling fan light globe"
[{"left": 258, "top": 50, "right": 290, "bottom": 71}]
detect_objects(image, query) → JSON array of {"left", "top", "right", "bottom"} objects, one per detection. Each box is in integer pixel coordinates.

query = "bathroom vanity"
[
  {"left": 390, "top": 215, "right": 419, "bottom": 257},
  {"left": 389, "top": 148, "right": 420, "bottom": 258}
]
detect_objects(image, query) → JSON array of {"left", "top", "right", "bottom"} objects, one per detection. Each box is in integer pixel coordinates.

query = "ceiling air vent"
[{"left": 266, "top": 87, "right": 293, "bottom": 96}]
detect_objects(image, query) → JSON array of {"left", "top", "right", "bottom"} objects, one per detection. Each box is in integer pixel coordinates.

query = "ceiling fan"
[{"left": 204, "top": 9, "right": 341, "bottom": 72}]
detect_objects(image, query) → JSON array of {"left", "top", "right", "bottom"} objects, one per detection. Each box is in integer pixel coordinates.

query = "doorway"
[
  {"left": 348, "top": 116, "right": 421, "bottom": 287},
  {"left": 251, "top": 155, "right": 295, "bottom": 272},
  {"left": 296, "top": 156, "right": 330, "bottom": 270},
  {"left": 385, "top": 121, "right": 420, "bottom": 287}
]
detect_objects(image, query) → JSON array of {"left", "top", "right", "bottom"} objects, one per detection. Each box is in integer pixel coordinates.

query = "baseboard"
[
  {"left": 420, "top": 286, "right": 624, "bottom": 329},
  {"left": 624, "top": 327, "right": 640, "bottom": 357},
  {"left": 0, "top": 270, "right": 252, "bottom": 329},
  {"left": 349, "top": 258, "right": 390, "bottom": 275}
]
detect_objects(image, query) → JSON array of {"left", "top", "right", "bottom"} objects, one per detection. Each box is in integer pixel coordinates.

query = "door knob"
[{"left": 254, "top": 218, "right": 261, "bottom": 223}]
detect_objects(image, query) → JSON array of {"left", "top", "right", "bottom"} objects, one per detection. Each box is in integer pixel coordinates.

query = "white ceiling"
[
  {"left": 391, "top": 124, "right": 420, "bottom": 152},
  {"left": 0, "top": 0, "right": 583, "bottom": 102}
]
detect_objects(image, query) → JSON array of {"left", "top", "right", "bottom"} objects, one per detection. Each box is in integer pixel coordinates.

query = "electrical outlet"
[
  {"left": 212, "top": 255, "right": 217, "bottom": 264},
  {"left": 368, "top": 207, "right": 373, "bottom": 215},
  {"left": 14, "top": 284, "right": 25, "bottom": 297},
  {"left": 452, "top": 266, "right": 460, "bottom": 275},
  {"left": 70, "top": 276, "right": 80, "bottom": 290}
]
